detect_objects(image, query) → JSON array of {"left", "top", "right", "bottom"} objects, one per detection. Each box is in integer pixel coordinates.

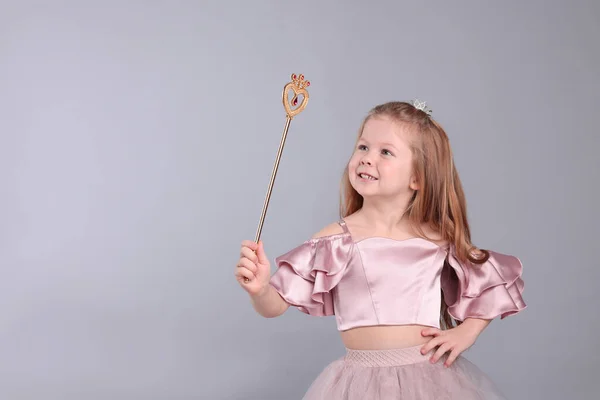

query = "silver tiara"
[{"left": 411, "top": 99, "right": 432, "bottom": 116}]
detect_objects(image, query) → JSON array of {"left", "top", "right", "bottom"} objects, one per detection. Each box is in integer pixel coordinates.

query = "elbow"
[
  {"left": 260, "top": 303, "right": 289, "bottom": 319},
  {"left": 261, "top": 312, "right": 281, "bottom": 319}
]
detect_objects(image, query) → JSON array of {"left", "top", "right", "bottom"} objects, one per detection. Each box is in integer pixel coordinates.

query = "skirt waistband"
[{"left": 344, "top": 345, "right": 431, "bottom": 367}]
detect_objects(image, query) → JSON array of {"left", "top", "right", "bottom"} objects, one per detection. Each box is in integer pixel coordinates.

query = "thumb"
[{"left": 256, "top": 240, "right": 269, "bottom": 265}]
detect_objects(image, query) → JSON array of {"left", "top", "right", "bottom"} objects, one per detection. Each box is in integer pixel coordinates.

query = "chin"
[{"left": 350, "top": 181, "right": 376, "bottom": 197}]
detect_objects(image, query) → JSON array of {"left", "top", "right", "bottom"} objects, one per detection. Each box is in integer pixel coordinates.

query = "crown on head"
[
  {"left": 291, "top": 73, "right": 310, "bottom": 90},
  {"left": 411, "top": 99, "right": 432, "bottom": 116}
]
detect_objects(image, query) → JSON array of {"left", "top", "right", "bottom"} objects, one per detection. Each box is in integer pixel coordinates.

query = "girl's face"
[{"left": 348, "top": 116, "right": 418, "bottom": 200}]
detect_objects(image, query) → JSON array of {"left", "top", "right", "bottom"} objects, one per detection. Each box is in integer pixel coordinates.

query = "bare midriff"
[{"left": 340, "top": 325, "right": 431, "bottom": 350}]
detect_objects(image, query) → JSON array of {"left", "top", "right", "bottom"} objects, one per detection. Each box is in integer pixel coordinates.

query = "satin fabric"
[{"left": 269, "top": 220, "right": 526, "bottom": 331}]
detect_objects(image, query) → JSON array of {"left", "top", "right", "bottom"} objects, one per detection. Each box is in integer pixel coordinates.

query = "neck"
[{"left": 357, "top": 195, "right": 413, "bottom": 233}]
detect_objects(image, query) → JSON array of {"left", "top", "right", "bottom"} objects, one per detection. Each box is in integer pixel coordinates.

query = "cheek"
[
  {"left": 382, "top": 163, "right": 411, "bottom": 182},
  {"left": 348, "top": 155, "right": 359, "bottom": 171}
]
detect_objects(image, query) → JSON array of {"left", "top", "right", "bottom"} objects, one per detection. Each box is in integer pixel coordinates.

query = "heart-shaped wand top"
[{"left": 282, "top": 73, "right": 310, "bottom": 118}]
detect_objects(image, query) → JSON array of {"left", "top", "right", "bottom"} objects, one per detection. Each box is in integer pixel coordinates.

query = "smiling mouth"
[{"left": 358, "top": 173, "right": 378, "bottom": 181}]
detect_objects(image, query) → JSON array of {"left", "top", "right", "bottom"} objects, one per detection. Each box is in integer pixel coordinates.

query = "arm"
[
  {"left": 460, "top": 317, "right": 492, "bottom": 336},
  {"left": 247, "top": 223, "right": 342, "bottom": 318},
  {"left": 266, "top": 221, "right": 350, "bottom": 317},
  {"left": 249, "top": 285, "right": 289, "bottom": 318},
  {"left": 236, "top": 240, "right": 289, "bottom": 318},
  {"left": 425, "top": 248, "right": 526, "bottom": 366}
]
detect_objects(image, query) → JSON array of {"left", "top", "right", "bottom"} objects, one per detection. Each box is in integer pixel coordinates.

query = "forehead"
[{"left": 360, "top": 116, "right": 411, "bottom": 146}]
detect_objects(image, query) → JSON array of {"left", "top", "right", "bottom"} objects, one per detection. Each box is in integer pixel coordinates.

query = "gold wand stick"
[{"left": 244, "top": 73, "right": 310, "bottom": 283}]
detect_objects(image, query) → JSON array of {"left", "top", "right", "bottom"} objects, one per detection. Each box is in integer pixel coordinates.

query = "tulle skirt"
[{"left": 302, "top": 345, "right": 507, "bottom": 399}]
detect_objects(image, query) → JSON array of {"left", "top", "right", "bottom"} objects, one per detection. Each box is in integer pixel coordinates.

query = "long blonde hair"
[{"left": 339, "top": 101, "right": 489, "bottom": 329}]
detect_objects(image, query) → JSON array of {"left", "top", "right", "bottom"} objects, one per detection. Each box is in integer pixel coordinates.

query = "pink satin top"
[{"left": 269, "top": 220, "right": 526, "bottom": 331}]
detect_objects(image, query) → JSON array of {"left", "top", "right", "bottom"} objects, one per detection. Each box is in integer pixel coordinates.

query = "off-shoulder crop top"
[{"left": 269, "top": 220, "right": 526, "bottom": 331}]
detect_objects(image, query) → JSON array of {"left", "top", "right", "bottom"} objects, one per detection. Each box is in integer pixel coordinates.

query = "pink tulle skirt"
[{"left": 302, "top": 345, "right": 507, "bottom": 399}]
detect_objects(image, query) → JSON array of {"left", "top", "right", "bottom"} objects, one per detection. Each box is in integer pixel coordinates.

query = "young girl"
[{"left": 235, "top": 101, "right": 526, "bottom": 399}]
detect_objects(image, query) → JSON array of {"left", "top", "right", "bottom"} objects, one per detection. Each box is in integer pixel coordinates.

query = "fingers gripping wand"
[{"left": 244, "top": 73, "right": 310, "bottom": 283}]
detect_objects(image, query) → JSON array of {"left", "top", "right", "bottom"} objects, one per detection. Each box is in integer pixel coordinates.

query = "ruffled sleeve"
[
  {"left": 269, "top": 233, "right": 354, "bottom": 317},
  {"left": 441, "top": 247, "right": 526, "bottom": 321}
]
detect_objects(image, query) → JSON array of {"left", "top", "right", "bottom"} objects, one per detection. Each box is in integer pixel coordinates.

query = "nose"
[{"left": 360, "top": 156, "right": 372, "bottom": 166}]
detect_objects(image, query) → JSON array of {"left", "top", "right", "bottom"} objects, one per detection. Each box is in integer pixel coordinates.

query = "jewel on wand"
[{"left": 244, "top": 73, "right": 310, "bottom": 284}]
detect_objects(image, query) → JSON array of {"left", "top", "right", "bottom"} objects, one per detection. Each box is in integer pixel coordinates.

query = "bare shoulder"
[
  {"left": 416, "top": 225, "right": 447, "bottom": 247},
  {"left": 311, "top": 221, "right": 344, "bottom": 239},
  {"left": 420, "top": 225, "right": 443, "bottom": 240}
]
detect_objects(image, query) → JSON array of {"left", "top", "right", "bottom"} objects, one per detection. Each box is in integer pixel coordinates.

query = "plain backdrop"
[{"left": 1, "top": 1, "right": 598, "bottom": 399}]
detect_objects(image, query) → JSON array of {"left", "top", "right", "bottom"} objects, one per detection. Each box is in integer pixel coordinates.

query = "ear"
[{"left": 409, "top": 175, "right": 420, "bottom": 191}]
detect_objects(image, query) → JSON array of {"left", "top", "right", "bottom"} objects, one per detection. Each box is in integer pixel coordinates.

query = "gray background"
[{"left": 1, "top": 1, "right": 598, "bottom": 399}]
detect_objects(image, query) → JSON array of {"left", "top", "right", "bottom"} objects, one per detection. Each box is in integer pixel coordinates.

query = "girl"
[{"left": 235, "top": 101, "right": 526, "bottom": 399}]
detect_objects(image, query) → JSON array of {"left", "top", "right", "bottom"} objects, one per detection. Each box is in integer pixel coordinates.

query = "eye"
[
  {"left": 382, "top": 149, "right": 393, "bottom": 156},
  {"left": 357, "top": 144, "right": 368, "bottom": 151}
]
